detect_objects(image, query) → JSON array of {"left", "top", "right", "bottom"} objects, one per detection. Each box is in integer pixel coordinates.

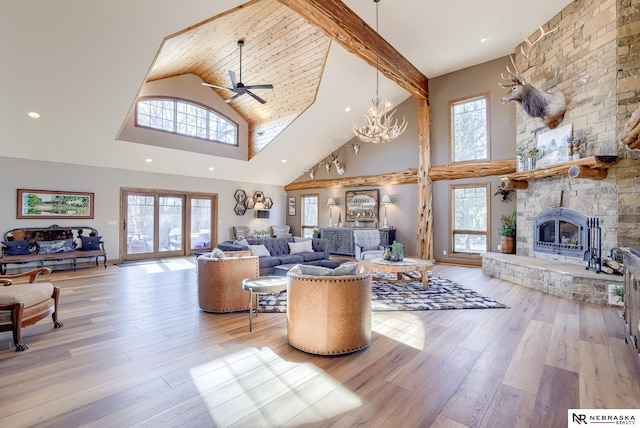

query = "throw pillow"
[
  {"left": 298, "top": 264, "right": 332, "bottom": 276},
  {"left": 327, "top": 262, "right": 359, "bottom": 276},
  {"left": 38, "top": 239, "right": 75, "bottom": 254},
  {"left": 248, "top": 244, "right": 271, "bottom": 257},
  {"left": 288, "top": 240, "right": 313, "bottom": 255},
  {"left": 233, "top": 237, "right": 249, "bottom": 248},
  {"left": 209, "top": 248, "right": 226, "bottom": 259},
  {"left": 293, "top": 236, "right": 312, "bottom": 243},
  {"left": 80, "top": 236, "right": 102, "bottom": 251},
  {"left": 2, "top": 240, "right": 31, "bottom": 256}
]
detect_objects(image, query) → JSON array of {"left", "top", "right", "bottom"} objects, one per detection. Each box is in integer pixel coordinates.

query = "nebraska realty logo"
[{"left": 569, "top": 409, "right": 638, "bottom": 425}]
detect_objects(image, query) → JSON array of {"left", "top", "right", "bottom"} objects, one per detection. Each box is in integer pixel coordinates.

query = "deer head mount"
[
  {"left": 330, "top": 153, "right": 346, "bottom": 176},
  {"left": 305, "top": 167, "right": 315, "bottom": 180},
  {"left": 351, "top": 142, "right": 360, "bottom": 155},
  {"left": 499, "top": 25, "right": 566, "bottom": 129}
]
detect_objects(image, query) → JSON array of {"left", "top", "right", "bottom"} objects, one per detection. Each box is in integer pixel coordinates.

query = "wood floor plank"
[
  {"left": 502, "top": 320, "right": 554, "bottom": 394},
  {"left": 1, "top": 259, "right": 638, "bottom": 428}
]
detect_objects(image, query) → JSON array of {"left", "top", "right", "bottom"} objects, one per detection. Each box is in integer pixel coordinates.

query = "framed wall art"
[
  {"left": 17, "top": 189, "right": 94, "bottom": 219},
  {"left": 245, "top": 197, "right": 255, "bottom": 209},
  {"left": 345, "top": 189, "right": 379, "bottom": 223},
  {"left": 288, "top": 197, "right": 296, "bottom": 216},
  {"left": 536, "top": 123, "right": 573, "bottom": 168}
]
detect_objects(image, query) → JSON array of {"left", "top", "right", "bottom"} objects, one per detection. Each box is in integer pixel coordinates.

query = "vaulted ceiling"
[
  {"left": 1, "top": 0, "right": 574, "bottom": 186},
  {"left": 146, "top": 0, "right": 331, "bottom": 159}
]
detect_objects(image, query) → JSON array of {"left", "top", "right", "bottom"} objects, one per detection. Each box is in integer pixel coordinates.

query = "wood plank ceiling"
[{"left": 145, "top": 0, "right": 331, "bottom": 159}]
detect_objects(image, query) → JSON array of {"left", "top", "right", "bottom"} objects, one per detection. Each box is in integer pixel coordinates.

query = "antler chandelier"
[{"left": 353, "top": 0, "right": 407, "bottom": 144}]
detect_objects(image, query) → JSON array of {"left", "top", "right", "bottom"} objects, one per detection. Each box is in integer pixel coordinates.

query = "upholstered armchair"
[
  {"left": 353, "top": 229, "right": 385, "bottom": 260},
  {"left": 286, "top": 266, "right": 372, "bottom": 355},
  {"left": 197, "top": 252, "right": 259, "bottom": 313},
  {"left": 0, "top": 267, "right": 63, "bottom": 351}
]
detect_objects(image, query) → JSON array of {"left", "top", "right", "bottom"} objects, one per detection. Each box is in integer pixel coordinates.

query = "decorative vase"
[{"left": 383, "top": 247, "right": 391, "bottom": 260}]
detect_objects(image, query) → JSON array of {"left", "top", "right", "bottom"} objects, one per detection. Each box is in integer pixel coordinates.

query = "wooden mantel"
[{"left": 500, "top": 156, "right": 619, "bottom": 190}]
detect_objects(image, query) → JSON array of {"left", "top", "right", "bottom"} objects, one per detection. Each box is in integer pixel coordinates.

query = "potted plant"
[
  {"left": 312, "top": 227, "right": 321, "bottom": 239},
  {"left": 498, "top": 207, "right": 517, "bottom": 254}
]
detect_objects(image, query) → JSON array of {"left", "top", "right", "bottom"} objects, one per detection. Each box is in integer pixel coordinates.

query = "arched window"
[{"left": 135, "top": 97, "right": 238, "bottom": 146}]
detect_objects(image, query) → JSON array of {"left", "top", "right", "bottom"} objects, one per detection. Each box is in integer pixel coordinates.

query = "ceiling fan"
[{"left": 202, "top": 39, "right": 274, "bottom": 104}]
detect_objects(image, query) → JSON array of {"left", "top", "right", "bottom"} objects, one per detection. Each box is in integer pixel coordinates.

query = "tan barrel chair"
[
  {"left": 286, "top": 266, "right": 372, "bottom": 355},
  {"left": 0, "top": 267, "right": 63, "bottom": 351},
  {"left": 197, "top": 252, "right": 259, "bottom": 313}
]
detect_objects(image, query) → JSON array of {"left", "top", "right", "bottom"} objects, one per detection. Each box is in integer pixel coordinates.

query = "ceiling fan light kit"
[
  {"left": 202, "top": 39, "right": 274, "bottom": 104},
  {"left": 353, "top": 0, "right": 407, "bottom": 144}
]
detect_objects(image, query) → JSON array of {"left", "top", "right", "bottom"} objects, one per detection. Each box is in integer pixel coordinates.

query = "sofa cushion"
[
  {"left": 249, "top": 244, "right": 271, "bottom": 257},
  {"left": 300, "top": 251, "right": 326, "bottom": 262},
  {"left": 0, "top": 282, "right": 53, "bottom": 307},
  {"left": 247, "top": 237, "right": 293, "bottom": 256},
  {"left": 2, "top": 240, "right": 31, "bottom": 256},
  {"left": 288, "top": 240, "right": 313, "bottom": 255},
  {"left": 209, "top": 248, "right": 226, "bottom": 259},
  {"left": 38, "top": 238, "right": 75, "bottom": 254},
  {"left": 217, "top": 241, "right": 248, "bottom": 252},
  {"left": 258, "top": 256, "right": 281, "bottom": 270},
  {"left": 278, "top": 254, "right": 305, "bottom": 265}
]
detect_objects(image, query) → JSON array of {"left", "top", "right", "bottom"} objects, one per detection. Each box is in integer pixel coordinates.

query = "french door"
[{"left": 121, "top": 189, "right": 217, "bottom": 261}]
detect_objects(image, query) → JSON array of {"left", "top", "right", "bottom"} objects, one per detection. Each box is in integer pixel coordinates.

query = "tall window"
[
  {"left": 450, "top": 183, "right": 489, "bottom": 255},
  {"left": 300, "top": 194, "right": 319, "bottom": 238},
  {"left": 136, "top": 97, "right": 238, "bottom": 145},
  {"left": 450, "top": 93, "right": 489, "bottom": 162}
]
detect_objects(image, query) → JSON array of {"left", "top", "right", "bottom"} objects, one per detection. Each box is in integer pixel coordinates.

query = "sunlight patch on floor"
[
  {"left": 190, "top": 347, "right": 362, "bottom": 426},
  {"left": 372, "top": 312, "right": 426, "bottom": 350}
]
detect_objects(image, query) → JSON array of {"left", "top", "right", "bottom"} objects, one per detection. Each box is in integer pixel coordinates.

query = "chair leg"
[
  {"left": 10, "top": 302, "right": 28, "bottom": 351},
  {"left": 52, "top": 286, "right": 64, "bottom": 328}
]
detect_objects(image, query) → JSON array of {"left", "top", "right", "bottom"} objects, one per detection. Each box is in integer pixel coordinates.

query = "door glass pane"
[
  {"left": 127, "top": 194, "right": 154, "bottom": 254},
  {"left": 191, "top": 198, "right": 211, "bottom": 249},
  {"left": 159, "top": 196, "right": 183, "bottom": 252}
]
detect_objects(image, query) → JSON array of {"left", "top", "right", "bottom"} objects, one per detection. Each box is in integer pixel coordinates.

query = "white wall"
[{"left": 0, "top": 156, "right": 284, "bottom": 262}]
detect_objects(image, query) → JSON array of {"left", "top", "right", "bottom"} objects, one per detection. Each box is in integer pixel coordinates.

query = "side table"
[{"left": 242, "top": 276, "right": 287, "bottom": 331}]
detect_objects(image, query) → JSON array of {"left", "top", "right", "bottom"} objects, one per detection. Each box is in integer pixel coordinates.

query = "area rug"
[{"left": 258, "top": 272, "right": 508, "bottom": 312}]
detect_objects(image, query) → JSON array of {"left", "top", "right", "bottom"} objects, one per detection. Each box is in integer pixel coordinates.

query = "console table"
[{"left": 320, "top": 227, "right": 396, "bottom": 256}]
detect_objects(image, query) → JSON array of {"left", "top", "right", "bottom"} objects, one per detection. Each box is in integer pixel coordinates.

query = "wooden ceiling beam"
[{"left": 277, "top": 0, "right": 428, "bottom": 100}]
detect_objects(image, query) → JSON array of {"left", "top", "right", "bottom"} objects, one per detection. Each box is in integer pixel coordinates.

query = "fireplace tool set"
[{"left": 584, "top": 217, "right": 602, "bottom": 273}]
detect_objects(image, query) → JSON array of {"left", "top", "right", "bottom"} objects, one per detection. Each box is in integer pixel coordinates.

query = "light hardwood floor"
[{"left": 1, "top": 259, "right": 638, "bottom": 427}]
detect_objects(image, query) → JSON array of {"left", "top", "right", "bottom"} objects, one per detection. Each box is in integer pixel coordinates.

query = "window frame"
[
  {"left": 448, "top": 182, "right": 491, "bottom": 258},
  {"left": 300, "top": 193, "right": 319, "bottom": 238},
  {"left": 135, "top": 96, "right": 239, "bottom": 146},
  {"left": 448, "top": 92, "right": 491, "bottom": 164}
]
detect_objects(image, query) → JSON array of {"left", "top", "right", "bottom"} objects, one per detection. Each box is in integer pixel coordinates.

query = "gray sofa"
[{"left": 216, "top": 237, "right": 332, "bottom": 275}]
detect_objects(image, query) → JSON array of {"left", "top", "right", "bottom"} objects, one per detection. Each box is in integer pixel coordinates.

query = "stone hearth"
[{"left": 482, "top": 252, "right": 622, "bottom": 305}]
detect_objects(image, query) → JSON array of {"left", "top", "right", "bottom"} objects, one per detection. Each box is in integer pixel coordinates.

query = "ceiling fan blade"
[
  {"left": 246, "top": 90, "right": 267, "bottom": 104},
  {"left": 202, "top": 82, "right": 234, "bottom": 91},
  {"left": 225, "top": 93, "right": 241, "bottom": 103},
  {"left": 228, "top": 70, "right": 237, "bottom": 89},
  {"left": 243, "top": 84, "right": 273, "bottom": 90}
]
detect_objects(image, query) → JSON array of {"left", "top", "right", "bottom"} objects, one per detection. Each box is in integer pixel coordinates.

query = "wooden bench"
[{"left": 1, "top": 225, "right": 107, "bottom": 274}]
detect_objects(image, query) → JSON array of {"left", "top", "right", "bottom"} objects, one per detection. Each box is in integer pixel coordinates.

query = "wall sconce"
[
  {"left": 327, "top": 197, "right": 337, "bottom": 227},
  {"left": 381, "top": 194, "right": 392, "bottom": 228}
]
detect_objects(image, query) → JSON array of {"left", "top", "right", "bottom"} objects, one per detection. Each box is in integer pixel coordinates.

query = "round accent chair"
[
  {"left": 286, "top": 266, "right": 372, "bottom": 355},
  {"left": 197, "top": 251, "right": 259, "bottom": 313}
]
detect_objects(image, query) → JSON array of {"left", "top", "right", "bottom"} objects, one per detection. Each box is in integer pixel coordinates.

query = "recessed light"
[
  {"left": 28, "top": 112, "right": 40, "bottom": 118},
  {"left": 345, "top": 107, "right": 351, "bottom": 112},
  {"left": 479, "top": 36, "right": 489, "bottom": 43},
  {"left": 281, "top": 159, "right": 287, "bottom": 163},
  {"left": 208, "top": 167, "right": 215, "bottom": 171},
  {"left": 145, "top": 158, "right": 152, "bottom": 163}
]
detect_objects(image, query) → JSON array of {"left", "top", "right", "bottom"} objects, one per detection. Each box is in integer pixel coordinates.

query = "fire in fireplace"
[{"left": 534, "top": 208, "right": 589, "bottom": 258}]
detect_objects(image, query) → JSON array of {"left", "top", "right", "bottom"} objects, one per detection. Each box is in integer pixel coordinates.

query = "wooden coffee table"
[{"left": 359, "top": 258, "right": 433, "bottom": 290}]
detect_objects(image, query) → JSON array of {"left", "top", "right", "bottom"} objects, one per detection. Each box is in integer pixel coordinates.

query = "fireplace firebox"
[{"left": 534, "top": 208, "right": 589, "bottom": 259}]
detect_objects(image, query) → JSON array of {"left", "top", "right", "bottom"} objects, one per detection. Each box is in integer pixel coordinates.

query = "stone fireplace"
[{"left": 482, "top": 0, "right": 640, "bottom": 305}]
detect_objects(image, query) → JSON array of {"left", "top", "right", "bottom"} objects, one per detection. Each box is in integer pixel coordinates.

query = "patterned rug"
[{"left": 258, "top": 272, "right": 508, "bottom": 312}]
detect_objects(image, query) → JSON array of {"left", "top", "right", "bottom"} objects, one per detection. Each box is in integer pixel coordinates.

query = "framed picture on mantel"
[{"left": 345, "top": 189, "right": 379, "bottom": 223}]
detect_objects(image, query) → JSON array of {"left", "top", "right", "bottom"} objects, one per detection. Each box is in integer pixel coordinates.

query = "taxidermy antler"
[
  {"left": 305, "top": 167, "right": 315, "bottom": 180},
  {"left": 620, "top": 106, "right": 640, "bottom": 150},
  {"left": 499, "top": 25, "right": 566, "bottom": 129}
]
